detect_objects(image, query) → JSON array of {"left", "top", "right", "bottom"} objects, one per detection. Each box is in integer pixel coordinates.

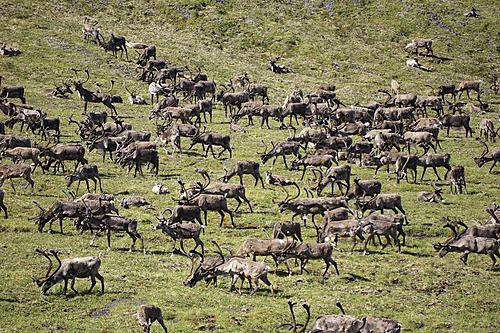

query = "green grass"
[{"left": 0, "top": 0, "right": 499, "bottom": 332}]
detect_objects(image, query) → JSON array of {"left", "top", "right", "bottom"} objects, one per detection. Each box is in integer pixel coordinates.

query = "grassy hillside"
[{"left": 0, "top": 0, "right": 499, "bottom": 332}]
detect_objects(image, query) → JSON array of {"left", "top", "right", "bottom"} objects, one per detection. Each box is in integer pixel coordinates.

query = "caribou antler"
[
  {"left": 33, "top": 248, "right": 53, "bottom": 285},
  {"left": 211, "top": 240, "right": 224, "bottom": 260},
  {"left": 195, "top": 168, "right": 211, "bottom": 189},
  {"left": 278, "top": 300, "right": 310, "bottom": 333},
  {"left": 33, "top": 201, "right": 45, "bottom": 213},
  {"left": 83, "top": 69, "right": 90, "bottom": 83},
  {"left": 442, "top": 217, "right": 459, "bottom": 244},
  {"left": 486, "top": 203, "right": 499, "bottom": 224},
  {"left": 159, "top": 208, "right": 173, "bottom": 221},
  {"left": 476, "top": 137, "right": 489, "bottom": 158},
  {"left": 257, "top": 140, "right": 269, "bottom": 155}
]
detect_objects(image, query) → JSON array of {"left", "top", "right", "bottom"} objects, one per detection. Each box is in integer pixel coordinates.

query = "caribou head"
[
  {"left": 474, "top": 138, "right": 489, "bottom": 167},
  {"left": 33, "top": 201, "right": 49, "bottom": 232},
  {"left": 33, "top": 248, "right": 63, "bottom": 294}
]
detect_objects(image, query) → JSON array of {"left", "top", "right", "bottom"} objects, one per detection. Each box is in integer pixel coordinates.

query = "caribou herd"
[{"left": 0, "top": 14, "right": 499, "bottom": 332}]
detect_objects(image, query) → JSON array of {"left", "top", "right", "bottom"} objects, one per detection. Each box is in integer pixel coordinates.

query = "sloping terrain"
[{"left": 0, "top": 0, "right": 499, "bottom": 332}]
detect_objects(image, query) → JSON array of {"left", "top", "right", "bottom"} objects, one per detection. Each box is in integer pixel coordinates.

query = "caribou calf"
[
  {"left": 417, "top": 183, "right": 444, "bottom": 203},
  {"left": 273, "top": 221, "right": 303, "bottom": 242},
  {"left": 0, "top": 163, "right": 34, "bottom": 192},
  {"left": 219, "top": 257, "right": 274, "bottom": 295},
  {"left": 66, "top": 164, "right": 103, "bottom": 194},
  {"left": 348, "top": 178, "right": 382, "bottom": 200},
  {"left": 276, "top": 242, "right": 339, "bottom": 276},
  {"left": 120, "top": 196, "right": 150, "bottom": 209},
  {"left": 358, "top": 194, "right": 407, "bottom": 217},
  {"left": 137, "top": 304, "right": 168, "bottom": 333},
  {"left": 448, "top": 165, "right": 467, "bottom": 194},
  {"left": 236, "top": 238, "right": 295, "bottom": 263}
]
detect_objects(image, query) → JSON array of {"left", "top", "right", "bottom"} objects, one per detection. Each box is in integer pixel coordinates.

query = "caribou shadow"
[
  {"left": 158, "top": 173, "right": 181, "bottom": 179},
  {"left": 401, "top": 250, "right": 432, "bottom": 258},
  {"left": 233, "top": 225, "right": 258, "bottom": 230},
  {"left": 343, "top": 273, "right": 370, "bottom": 282},
  {"left": 420, "top": 53, "right": 454, "bottom": 62}
]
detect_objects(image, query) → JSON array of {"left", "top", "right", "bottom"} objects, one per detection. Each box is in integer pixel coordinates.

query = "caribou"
[
  {"left": 0, "top": 163, "right": 35, "bottom": 192},
  {"left": 189, "top": 129, "right": 232, "bottom": 159},
  {"left": 34, "top": 198, "right": 117, "bottom": 233},
  {"left": 71, "top": 69, "right": 118, "bottom": 115},
  {"left": 0, "top": 75, "right": 26, "bottom": 104},
  {"left": 179, "top": 191, "right": 235, "bottom": 227},
  {"left": 282, "top": 301, "right": 401, "bottom": 333},
  {"left": 136, "top": 304, "right": 168, "bottom": 333},
  {"left": 273, "top": 221, "right": 303, "bottom": 242},
  {"left": 260, "top": 140, "right": 302, "bottom": 169},
  {"left": 155, "top": 214, "right": 204, "bottom": 256},
  {"left": 75, "top": 211, "right": 145, "bottom": 253},
  {"left": 182, "top": 169, "right": 254, "bottom": 213},
  {"left": 479, "top": 118, "right": 497, "bottom": 142},
  {"left": 435, "top": 235, "right": 499, "bottom": 270},
  {"left": 222, "top": 160, "right": 265, "bottom": 188},
  {"left": 448, "top": 165, "right": 467, "bottom": 194},
  {"left": 357, "top": 194, "right": 407, "bottom": 217},
  {"left": 474, "top": 139, "right": 500, "bottom": 173},
  {"left": 33, "top": 248, "right": 104, "bottom": 295},
  {"left": 66, "top": 164, "right": 103, "bottom": 194},
  {"left": 276, "top": 242, "right": 340, "bottom": 276},
  {"left": 40, "top": 143, "right": 87, "bottom": 174}
]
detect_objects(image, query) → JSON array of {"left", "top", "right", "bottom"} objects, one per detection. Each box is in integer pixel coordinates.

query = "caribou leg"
[
  {"left": 218, "top": 211, "right": 225, "bottom": 227},
  {"left": 0, "top": 202, "right": 7, "bottom": 218},
  {"left": 234, "top": 197, "right": 243, "bottom": 212},
  {"left": 322, "top": 258, "right": 330, "bottom": 276},
  {"left": 96, "top": 272, "right": 105, "bottom": 293},
  {"left": 460, "top": 251, "right": 470, "bottom": 265},
  {"left": 421, "top": 166, "right": 428, "bottom": 181},
  {"left": 63, "top": 278, "right": 69, "bottom": 295},
  {"left": 489, "top": 161, "right": 497, "bottom": 173},
  {"left": 9, "top": 178, "right": 17, "bottom": 193},
  {"left": 70, "top": 276, "right": 79, "bottom": 294},
  {"left": 241, "top": 194, "right": 253, "bottom": 213},
  {"left": 106, "top": 229, "right": 112, "bottom": 251},
  {"left": 88, "top": 275, "right": 97, "bottom": 293},
  {"left": 260, "top": 275, "right": 274, "bottom": 295},
  {"left": 432, "top": 166, "right": 441, "bottom": 180},
  {"left": 227, "top": 209, "right": 235, "bottom": 227}
]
